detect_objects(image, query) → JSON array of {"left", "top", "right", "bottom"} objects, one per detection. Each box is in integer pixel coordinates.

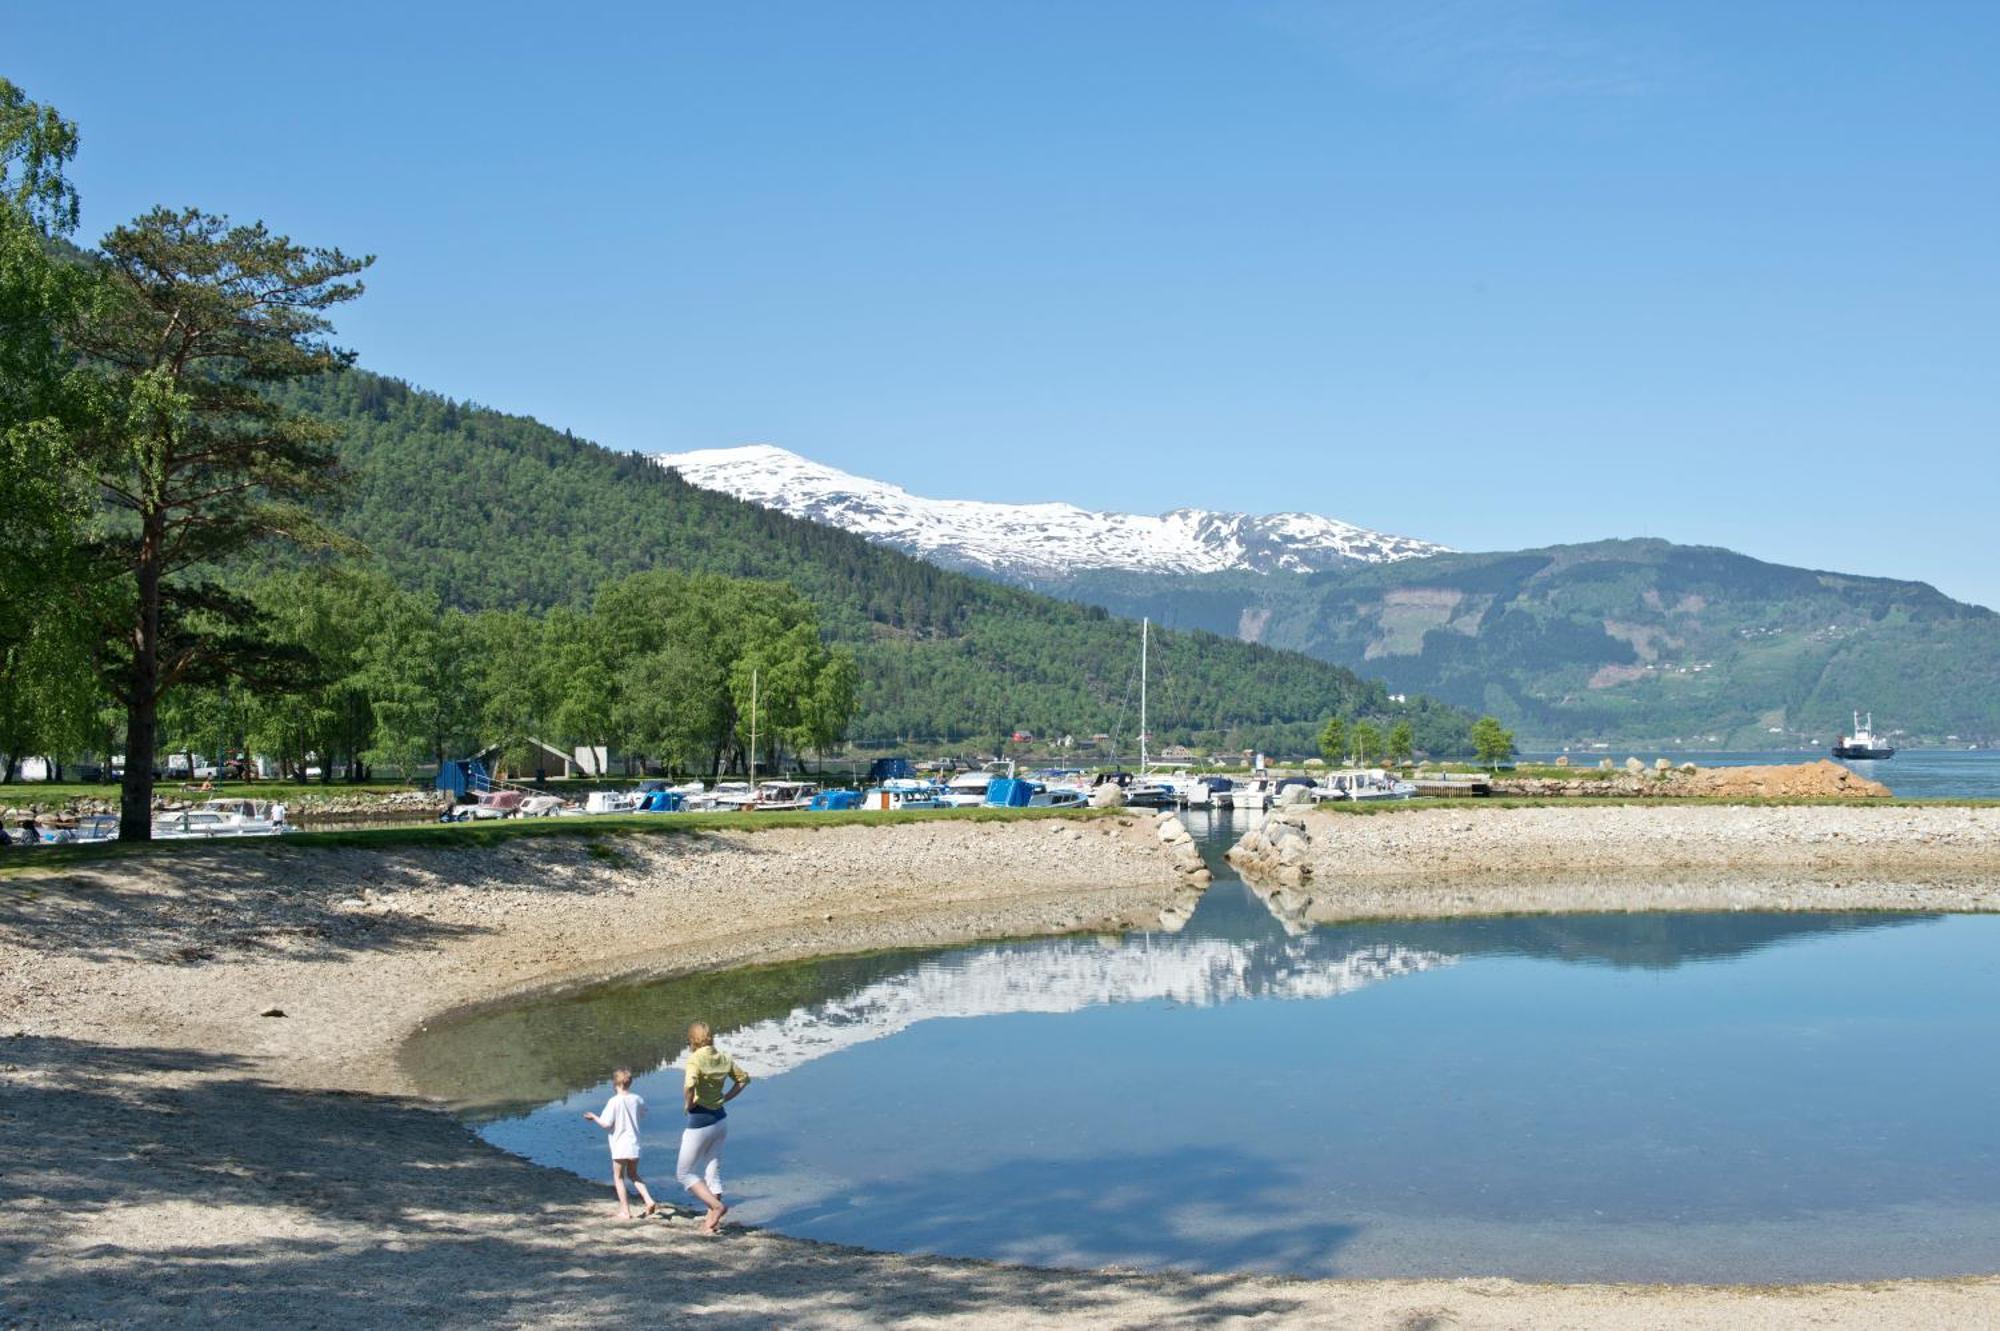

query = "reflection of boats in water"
[{"left": 1833, "top": 711, "right": 1895, "bottom": 760}]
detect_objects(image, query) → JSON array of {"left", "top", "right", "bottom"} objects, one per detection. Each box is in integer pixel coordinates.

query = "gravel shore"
[
  {"left": 1230, "top": 803, "right": 2000, "bottom": 912},
  {"left": 4, "top": 811, "right": 1997, "bottom": 1328}
]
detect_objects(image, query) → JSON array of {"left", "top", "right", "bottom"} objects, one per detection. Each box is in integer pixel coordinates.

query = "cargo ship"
[{"left": 1832, "top": 712, "right": 1895, "bottom": 760}]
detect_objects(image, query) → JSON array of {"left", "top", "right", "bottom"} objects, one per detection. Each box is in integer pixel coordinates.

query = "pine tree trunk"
[{"left": 119, "top": 519, "right": 165, "bottom": 842}]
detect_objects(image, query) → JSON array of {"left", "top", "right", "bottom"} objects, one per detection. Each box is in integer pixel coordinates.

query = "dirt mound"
[{"left": 1681, "top": 759, "right": 1892, "bottom": 799}]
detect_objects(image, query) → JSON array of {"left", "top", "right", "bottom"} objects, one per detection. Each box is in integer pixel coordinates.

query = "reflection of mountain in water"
[
  {"left": 407, "top": 862, "right": 1940, "bottom": 1122},
  {"left": 683, "top": 933, "right": 1454, "bottom": 1081}
]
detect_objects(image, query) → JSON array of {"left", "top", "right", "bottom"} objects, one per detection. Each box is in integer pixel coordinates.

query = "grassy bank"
[
  {"left": 0, "top": 804, "right": 1124, "bottom": 877},
  {"left": 0, "top": 779, "right": 429, "bottom": 805}
]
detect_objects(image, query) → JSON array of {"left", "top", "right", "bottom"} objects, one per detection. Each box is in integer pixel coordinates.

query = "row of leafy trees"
[
  {"left": 18, "top": 565, "right": 858, "bottom": 789},
  {"left": 1319, "top": 714, "right": 1516, "bottom": 767}
]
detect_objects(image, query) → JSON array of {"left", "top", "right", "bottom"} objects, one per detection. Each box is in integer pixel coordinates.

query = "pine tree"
[{"left": 69, "top": 208, "right": 369, "bottom": 836}]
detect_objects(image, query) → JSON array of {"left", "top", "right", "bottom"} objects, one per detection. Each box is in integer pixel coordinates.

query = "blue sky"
[{"left": 11, "top": 2, "right": 1998, "bottom": 605}]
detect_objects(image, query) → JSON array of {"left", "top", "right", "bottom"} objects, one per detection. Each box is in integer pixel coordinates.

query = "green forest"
[{"left": 270, "top": 369, "right": 1472, "bottom": 758}]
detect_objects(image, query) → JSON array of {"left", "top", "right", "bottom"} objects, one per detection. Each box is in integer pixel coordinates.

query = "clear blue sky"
[{"left": 12, "top": 2, "right": 1998, "bottom": 606}]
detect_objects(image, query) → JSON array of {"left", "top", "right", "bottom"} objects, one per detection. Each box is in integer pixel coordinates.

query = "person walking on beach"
[
  {"left": 679, "top": 1022, "right": 751, "bottom": 1235},
  {"left": 583, "top": 1066, "right": 658, "bottom": 1220}
]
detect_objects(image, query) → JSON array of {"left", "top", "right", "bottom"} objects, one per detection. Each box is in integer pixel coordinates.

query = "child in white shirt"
[{"left": 583, "top": 1066, "right": 658, "bottom": 1219}]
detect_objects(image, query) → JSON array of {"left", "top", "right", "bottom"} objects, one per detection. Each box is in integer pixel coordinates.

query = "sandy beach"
[{"left": 5, "top": 810, "right": 1999, "bottom": 1328}]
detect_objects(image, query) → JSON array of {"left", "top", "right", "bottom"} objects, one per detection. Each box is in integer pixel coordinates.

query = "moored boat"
[
  {"left": 863, "top": 779, "right": 952, "bottom": 811},
  {"left": 942, "top": 763, "right": 1013, "bottom": 807},
  {"left": 750, "top": 780, "right": 818, "bottom": 811},
  {"left": 583, "top": 790, "right": 645, "bottom": 815},
  {"left": 153, "top": 798, "right": 292, "bottom": 839},
  {"left": 1314, "top": 768, "right": 1417, "bottom": 802}
]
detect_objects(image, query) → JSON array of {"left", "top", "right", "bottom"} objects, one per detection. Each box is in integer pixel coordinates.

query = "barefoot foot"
[{"left": 701, "top": 1202, "right": 729, "bottom": 1234}]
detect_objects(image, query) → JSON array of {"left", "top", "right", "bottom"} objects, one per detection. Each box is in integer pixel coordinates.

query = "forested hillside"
[
  {"left": 273, "top": 371, "right": 1471, "bottom": 756},
  {"left": 1058, "top": 542, "right": 2000, "bottom": 747}
]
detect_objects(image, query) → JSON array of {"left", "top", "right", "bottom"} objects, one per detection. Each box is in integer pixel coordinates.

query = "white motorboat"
[
  {"left": 942, "top": 763, "right": 1013, "bottom": 807},
  {"left": 750, "top": 780, "right": 818, "bottom": 811},
  {"left": 1120, "top": 777, "right": 1179, "bottom": 809},
  {"left": 584, "top": 790, "right": 645, "bottom": 815},
  {"left": 1152, "top": 773, "right": 1213, "bottom": 808},
  {"left": 519, "top": 793, "right": 570, "bottom": 817},
  {"left": 153, "top": 798, "right": 292, "bottom": 839},
  {"left": 1218, "top": 777, "right": 1275, "bottom": 812},
  {"left": 1314, "top": 769, "right": 1417, "bottom": 802},
  {"left": 689, "top": 782, "right": 757, "bottom": 812},
  {"left": 863, "top": 779, "right": 952, "bottom": 811}
]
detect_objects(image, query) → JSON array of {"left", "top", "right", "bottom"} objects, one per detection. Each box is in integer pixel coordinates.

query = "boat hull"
[{"left": 1832, "top": 745, "right": 1895, "bottom": 760}]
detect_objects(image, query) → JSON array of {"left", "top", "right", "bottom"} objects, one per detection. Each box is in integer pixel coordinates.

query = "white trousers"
[{"left": 677, "top": 1121, "right": 727, "bottom": 1195}]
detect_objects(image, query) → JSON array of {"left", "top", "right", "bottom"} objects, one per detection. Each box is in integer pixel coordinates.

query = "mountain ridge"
[
  {"left": 654, "top": 444, "right": 1449, "bottom": 580},
  {"left": 639, "top": 446, "right": 1998, "bottom": 747},
  {"left": 1059, "top": 540, "right": 2000, "bottom": 747}
]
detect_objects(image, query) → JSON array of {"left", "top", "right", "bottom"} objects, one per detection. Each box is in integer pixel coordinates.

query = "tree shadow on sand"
[
  {"left": 2, "top": 1034, "right": 1321, "bottom": 1328},
  {"left": 0, "top": 828, "right": 792, "bottom": 967}
]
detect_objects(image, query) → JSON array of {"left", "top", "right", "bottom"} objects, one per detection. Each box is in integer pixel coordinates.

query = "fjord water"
[
  {"left": 1524, "top": 747, "right": 2000, "bottom": 799},
  {"left": 413, "top": 814, "right": 2000, "bottom": 1283}
]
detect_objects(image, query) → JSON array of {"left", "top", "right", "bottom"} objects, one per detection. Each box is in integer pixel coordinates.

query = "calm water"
[
  {"left": 409, "top": 813, "right": 2000, "bottom": 1282},
  {"left": 1523, "top": 747, "right": 2000, "bottom": 800}
]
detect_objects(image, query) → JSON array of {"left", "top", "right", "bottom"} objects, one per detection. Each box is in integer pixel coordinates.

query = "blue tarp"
[
  {"left": 867, "top": 757, "right": 916, "bottom": 783},
  {"left": 638, "top": 789, "right": 684, "bottom": 812},
  {"left": 434, "top": 759, "right": 489, "bottom": 802},
  {"left": 811, "top": 789, "right": 863, "bottom": 811},
  {"left": 984, "top": 777, "right": 1036, "bottom": 807}
]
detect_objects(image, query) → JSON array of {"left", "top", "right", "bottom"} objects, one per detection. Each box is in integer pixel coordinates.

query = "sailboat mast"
[
  {"left": 750, "top": 667, "right": 759, "bottom": 784},
  {"left": 1140, "top": 617, "right": 1149, "bottom": 774}
]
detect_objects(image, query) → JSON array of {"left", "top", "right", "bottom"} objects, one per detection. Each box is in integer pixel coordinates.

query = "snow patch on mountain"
[{"left": 654, "top": 444, "right": 1448, "bottom": 579}]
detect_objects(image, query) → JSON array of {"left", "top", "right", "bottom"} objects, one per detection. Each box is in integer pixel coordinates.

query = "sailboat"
[{"left": 1121, "top": 618, "right": 1179, "bottom": 809}]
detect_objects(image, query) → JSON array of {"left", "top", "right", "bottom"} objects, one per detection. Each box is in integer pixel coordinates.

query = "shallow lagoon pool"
[{"left": 406, "top": 818, "right": 2000, "bottom": 1282}]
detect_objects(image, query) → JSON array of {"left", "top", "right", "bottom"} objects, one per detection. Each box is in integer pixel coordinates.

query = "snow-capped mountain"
[{"left": 655, "top": 444, "right": 1448, "bottom": 581}]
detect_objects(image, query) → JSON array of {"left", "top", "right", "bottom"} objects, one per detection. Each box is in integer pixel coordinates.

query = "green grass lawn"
[{"left": 1, "top": 779, "right": 433, "bottom": 805}]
